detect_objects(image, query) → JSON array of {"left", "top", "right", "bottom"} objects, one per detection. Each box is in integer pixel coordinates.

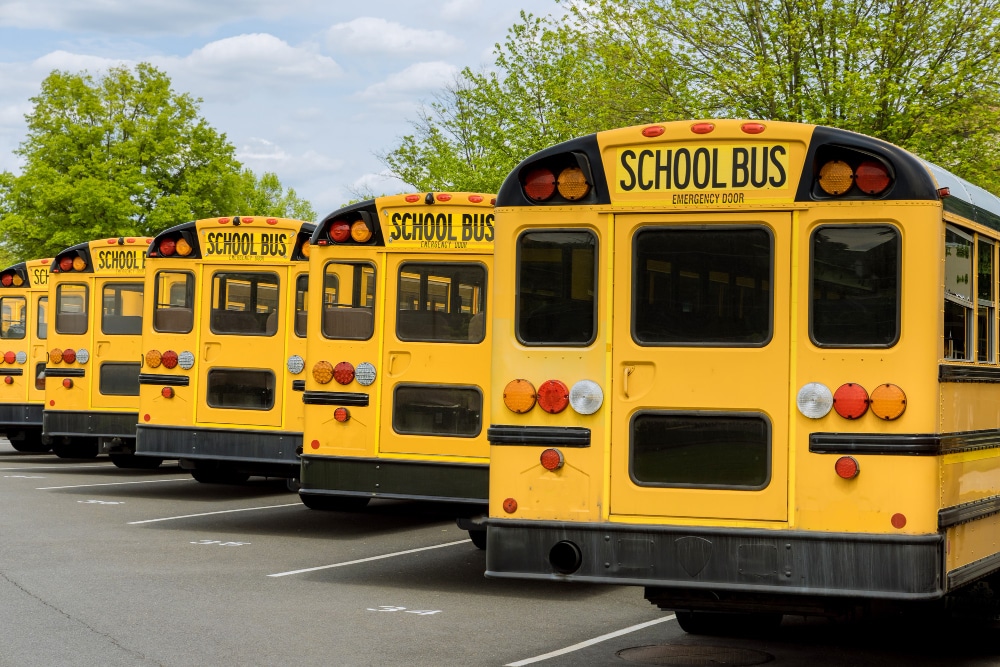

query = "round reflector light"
[
  {"left": 329, "top": 220, "right": 351, "bottom": 242},
  {"left": 556, "top": 167, "right": 590, "bottom": 201},
  {"left": 523, "top": 168, "right": 557, "bottom": 201},
  {"left": 62, "top": 378, "right": 73, "bottom": 388},
  {"left": 503, "top": 379, "right": 536, "bottom": 413},
  {"left": 145, "top": 350, "right": 162, "bottom": 368},
  {"left": 15, "top": 351, "right": 27, "bottom": 364},
  {"left": 835, "top": 456, "right": 860, "bottom": 479},
  {"left": 161, "top": 350, "right": 178, "bottom": 369},
  {"left": 312, "top": 361, "right": 333, "bottom": 384},
  {"left": 818, "top": 160, "right": 854, "bottom": 195},
  {"left": 350, "top": 221, "right": 372, "bottom": 243},
  {"left": 537, "top": 379, "right": 570, "bottom": 414},
  {"left": 177, "top": 351, "right": 195, "bottom": 370},
  {"left": 58, "top": 257, "right": 73, "bottom": 272},
  {"left": 159, "top": 238, "right": 176, "bottom": 256},
  {"left": 62, "top": 348, "right": 76, "bottom": 364},
  {"left": 833, "top": 383, "right": 869, "bottom": 419},
  {"left": 502, "top": 497, "right": 518, "bottom": 514},
  {"left": 355, "top": 362, "right": 376, "bottom": 386},
  {"left": 287, "top": 355, "right": 305, "bottom": 375},
  {"left": 569, "top": 379, "right": 603, "bottom": 415},
  {"left": 72, "top": 256, "right": 87, "bottom": 271},
  {"left": 49, "top": 348, "right": 63, "bottom": 364},
  {"left": 3, "top": 376, "right": 11, "bottom": 385},
  {"left": 540, "top": 448, "right": 565, "bottom": 471},
  {"left": 333, "top": 361, "right": 355, "bottom": 385},
  {"left": 310, "top": 439, "right": 320, "bottom": 449},
  {"left": 870, "top": 383, "right": 906, "bottom": 420},
  {"left": 891, "top": 513, "right": 907, "bottom": 529},
  {"left": 334, "top": 407, "right": 350, "bottom": 422},
  {"left": 797, "top": 382, "right": 833, "bottom": 418},
  {"left": 161, "top": 386, "right": 175, "bottom": 398},
  {"left": 75, "top": 348, "right": 89, "bottom": 364},
  {"left": 855, "top": 160, "right": 891, "bottom": 195},
  {"left": 3, "top": 351, "right": 14, "bottom": 365}
]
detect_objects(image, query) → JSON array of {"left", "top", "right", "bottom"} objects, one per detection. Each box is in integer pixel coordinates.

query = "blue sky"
[{"left": 0, "top": 0, "right": 566, "bottom": 217}]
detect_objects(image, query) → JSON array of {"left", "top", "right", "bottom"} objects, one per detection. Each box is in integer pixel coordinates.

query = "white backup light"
[
  {"left": 569, "top": 379, "right": 604, "bottom": 415},
  {"left": 75, "top": 348, "right": 90, "bottom": 364},
  {"left": 355, "top": 362, "right": 377, "bottom": 386},
  {"left": 797, "top": 382, "right": 834, "bottom": 419},
  {"left": 15, "top": 351, "right": 27, "bottom": 364},
  {"left": 178, "top": 351, "right": 195, "bottom": 370},
  {"left": 287, "top": 355, "right": 305, "bottom": 375}
]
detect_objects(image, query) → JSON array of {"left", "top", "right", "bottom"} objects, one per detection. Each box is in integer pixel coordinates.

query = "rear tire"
[
  {"left": 468, "top": 529, "right": 487, "bottom": 550},
  {"left": 299, "top": 493, "right": 371, "bottom": 511},
  {"left": 191, "top": 469, "right": 251, "bottom": 484},
  {"left": 110, "top": 453, "right": 163, "bottom": 469},
  {"left": 52, "top": 439, "right": 99, "bottom": 459},
  {"left": 8, "top": 429, "right": 50, "bottom": 453}
]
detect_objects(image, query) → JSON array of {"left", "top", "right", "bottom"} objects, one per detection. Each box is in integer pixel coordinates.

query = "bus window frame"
[
  {"left": 395, "top": 261, "right": 488, "bottom": 344},
  {"left": 101, "top": 281, "right": 144, "bottom": 336},
  {"left": 294, "top": 273, "right": 308, "bottom": 338},
  {"left": 514, "top": 228, "right": 598, "bottom": 347},
  {"left": 54, "top": 283, "right": 89, "bottom": 335},
  {"left": 628, "top": 409, "right": 773, "bottom": 491},
  {"left": 36, "top": 296, "right": 48, "bottom": 340},
  {"left": 631, "top": 224, "right": 775, "bottom": 348},
  {"left": 808, "top": 223, "right": 902, "bottom": 349},
  {"left": 321, "top": 260, "right": 376, "bottom": 341},
  {"left": 0, "top": 295, "right": 27, "bottom": 340},
  {"left": 209, "top": 270, "right": 280, "bottom": 337},
  {"left": 391, "top": 382, "right": 484, "bottom": 438},
  {"left": 153, "top": 270, "right": 195, "bottom": 334}
]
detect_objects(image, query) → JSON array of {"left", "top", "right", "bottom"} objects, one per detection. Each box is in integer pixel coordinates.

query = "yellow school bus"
[
  {"left": 44, "top": 237, "right": 152, "bottom": 463},
  {"left": 0, "top": 258, "right": 52, "bottom": 452},
  {"left": 133, "top": 216, "right": 313, "bottom": 484},
  {"left": 298, "top": 192, "right": 495, "bottom": 545},
  {"left": 485, "top": 119, "right": 1000, "bottom": 630}
]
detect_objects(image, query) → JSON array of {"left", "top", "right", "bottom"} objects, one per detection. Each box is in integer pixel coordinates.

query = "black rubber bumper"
[
  {"left": 484, "top": 519, "right": 944, "bottom": 601},
  {"left": 135, "top": 423, "right": 301, "bottom": 470},
  {"left": 299, "top": 455, "right": 488, "bottom": 504},
  {"left": 43, "top": 410, "right": 137, "bottom": 438},
  {"left": 0, "top": 403, "right": 43, "bottom": 429}
]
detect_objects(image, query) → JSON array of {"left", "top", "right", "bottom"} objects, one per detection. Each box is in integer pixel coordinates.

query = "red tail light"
[
  {"left": 330, "top": 221, "right": 351, "bottom": 242},
  {"left": 833, "top": 383, "right": 869, "bottom": 419},
  {"left": 333, "top": 361, "right": 355, "bottom": 385},
  {"left": 524, "top": 168, "right": 557, "bottom": 201},
  {"left": 159, "top": 238, "right": 176, "bottom": 256},
  {"left": 537, "top": 379, "right": 570, "bottom": 414},
  {"left": 855, "top": 160, "right": 891, "bottom": 194},
  {"left": 4, "top": 351, "right": 15, "bottom": 365},
  {"left": 62, "top": 349, "right": 76, "bottom": 364},
  {"left": 58, "top": 257, "right": 73, "bottom": 272},
  {"left": 161, "top": 350, "right": 178, "bottom": 369}
]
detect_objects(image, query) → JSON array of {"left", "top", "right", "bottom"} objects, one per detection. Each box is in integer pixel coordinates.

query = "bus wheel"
[
  {"left": 52, "top": 439, "right": 99, "bottom": 459},
  {"left": 674, "top": 611, "right": 782, "bottom": 636},
  {"left": 8, "top": 429, "right": 51, "bottom": 453},
  {"left": 468, "top": 529, "right": 487, "bottom": 550},
  {"left": 300, "top": 494, "right": 371, "bottom": 512},
  {"left": 191, "top": 469, "right": 251, "bottom": 484},
  {"left": 110, "top": 453, "right": 163, "bottom": 469}
]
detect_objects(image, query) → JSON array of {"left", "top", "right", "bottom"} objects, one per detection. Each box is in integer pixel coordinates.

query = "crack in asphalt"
[{"left": 0, "top": 569, "right": 165, "bottom": 666}]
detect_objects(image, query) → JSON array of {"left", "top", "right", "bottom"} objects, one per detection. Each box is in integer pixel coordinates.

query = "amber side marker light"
[{"left": 870, "top": 383, "right": 906, "bottom": 420}]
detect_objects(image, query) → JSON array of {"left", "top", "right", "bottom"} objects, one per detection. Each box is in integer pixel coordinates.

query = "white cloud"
[
  {"left": 355, "top": 61, "right": 459, "bottom": 101},
  {"left": 326, "top": 18, "right": 462, "bottom": 56},
  {"left": 171, "top": 34, "right": 342, "bottom": 87}
]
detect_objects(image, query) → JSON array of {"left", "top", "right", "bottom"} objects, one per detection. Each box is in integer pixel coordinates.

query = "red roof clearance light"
[
  {"left": 691, "top": 122, "right": 715, "bottom": 134},
  {"left": 405, "top": 194, "right": 421, "bottom": 203},
  {"left": 741, "top": 122, "right": 766, "bottom": 134},
  {"left": 642, "top": 125, "right": 665, "bottom": 137}
]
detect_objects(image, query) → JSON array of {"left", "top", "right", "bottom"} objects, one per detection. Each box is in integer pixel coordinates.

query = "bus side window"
[{"left": 154, "top": 271, "right": 195, "bottom": 334}]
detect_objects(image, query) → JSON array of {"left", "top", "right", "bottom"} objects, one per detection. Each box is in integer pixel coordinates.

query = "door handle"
[{"left": 623, "top": 366, "right": 635, "bottom": 399}]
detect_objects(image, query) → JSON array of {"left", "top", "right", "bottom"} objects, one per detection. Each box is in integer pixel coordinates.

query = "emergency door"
[
  {"left": 90, "top": 279, "right": 145, "bottom": 411},
  {"left": 609, "top": 212, "right": 790, "bottom": 522}
]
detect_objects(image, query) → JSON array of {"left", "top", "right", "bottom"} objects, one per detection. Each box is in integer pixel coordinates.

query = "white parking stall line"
[
  {"left": 267, "top": 539, "right": 471, "bottom": 577},
  {"left": 36, "top": 478, "right": 194, "bottom": 490},
  {"left": 504, "top": 615, "right": 676, "bottom": 666},
  {"left": 129, "top": 503, "right": 303, "bottom": 524},
  {"left": 0, "top": 464, "right": 116, "bottom": 471}
]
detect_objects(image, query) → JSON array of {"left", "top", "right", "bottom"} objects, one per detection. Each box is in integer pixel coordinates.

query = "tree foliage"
[
  {"left": 381, "top": 0, "right": 1000, "bottom": 194},
  {"left": 0, "top": 63, "right": 314, "bottom": 260}
]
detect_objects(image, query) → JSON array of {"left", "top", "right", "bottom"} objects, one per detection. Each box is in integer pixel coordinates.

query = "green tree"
[
  {"left": 236, "top": 170, "right": 316, "bottom": 221},
  {"left": 0, "top": 63, "right": 314, "bottom": 259}
]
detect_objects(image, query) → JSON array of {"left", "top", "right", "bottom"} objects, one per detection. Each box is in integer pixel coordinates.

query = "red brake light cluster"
[
  {"left": 327, "top": 219, "right": 373, "bottom": 244},
  {"left": 522, "top": 165, "right": 591, "bottom": 203}
]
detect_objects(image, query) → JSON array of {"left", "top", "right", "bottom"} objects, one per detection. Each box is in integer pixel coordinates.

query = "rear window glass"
[
  {"left": 99, "top": 362, "right": 141, "bottom": 396},
  {"left": 55, "top": 284, "right": 88, "bottom": 335},
  {"left": 392, "top": 385, "right": 482, "bottom": 437},
  {"left": 154, "top": 271, "right": 194, "bottom": 334},
  {"left": 397, "top": 263, "right": 487, "bottom": 342},
  {"left": 516, "top": 231, "right": 596, "bottom": 345},
  {"left": 206, "top": 369, "right": 275, "bottom": 410},
  {"left": 0, "top": 296, "right": 26, "bottom": 339},
  {"left": 322, "top": 262, "right": 375, "bottom": 340},
  {"left": 210, "top": 272, "right": 279, "bottom": 336},
  {"left": 102, "top": 282, "right": 143, "bottom": 335}
]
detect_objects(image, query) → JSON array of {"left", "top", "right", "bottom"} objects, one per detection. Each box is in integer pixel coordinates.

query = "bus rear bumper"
[
  {"left": 135, "top": 424, "right": 300, "bottom": 476},
  {"left": 0, "top": 403, "right": 43, "bottom": 429},
  {"left": 43, "top": 409, "right": 137, "bottom": 439},
  {"left": 484, "top": 520, "right": 944, "bottom": 602},
  {"left": 299, "top": 454, "right": 488, "bottom": 504}
]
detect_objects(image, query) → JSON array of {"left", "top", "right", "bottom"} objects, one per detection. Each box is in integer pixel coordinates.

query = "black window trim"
[{"left": 630, "top": 223, "right": 775, "bottom": 348}]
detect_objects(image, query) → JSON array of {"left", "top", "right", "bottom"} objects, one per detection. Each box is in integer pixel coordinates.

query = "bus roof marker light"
[
  {"left": 818, "top": 160, "right": 853, "bottom": 195},
  {"left": 355, "top": 362, "right": 376, "bottom": 386},
  {"left": 870, "top": 383, "right": 906, "bottom": 420},
  {"left": 469, "top": 195, "right": 483, "bottom": 203},
  {"left": 835, "top": 456, "right": 860, "bottom": 479},
  {"left": 691, "top": 122, "right": 715, "bottom": 134},
  {"left": 937, "top": 187, "right": 951, "bottom": 198},
  {"left": 741, "top": 122, "right": 766, "bottom": 134},
  {"left": 75, "top": 348, "right": 89, "bottom": 364},
  {"left": 642, "top": 125, "right": 665, "bottom": 137},
  {"left": 833, "top": 383, "right": 869, "bottom": 419},
  {"left": 177, "top": 351, "right": 195, "bottom": 370},
  {"left": 537, "top": 379, "right": 570, "bottom": 414},
  {"left": 405, "top": 194, "right": 421, "bottom": 203},
  {"left": 569, "top": 379, "right": 603, "bottom": 415},
  {"left": 540, "top": 448, "right": 564, "bottom": 471},
  {"left": 503, "top": 379, "right": 536, "bottom": 413},
  {"left": 796, "top": 382, "right": 833, "bottom": 419}
]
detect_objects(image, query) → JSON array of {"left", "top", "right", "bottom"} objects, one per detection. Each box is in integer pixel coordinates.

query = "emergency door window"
[
  {"left": 0, "top": 297, "right": 26, "bottom": 339},
  {"left": 321, "top": 262, "right": 375, "bottom": 340},
  {"left": 294, "top": 274, "right": 308, "bottom": 338},
  {"left": 516, "top": 231, "right": 596, "bottom": 345},
  {"left": 153, "top": 271, "right": 194, "bottom": 333},
  {"left": 55, "top": 284, "right": 88, "bottom": 335},
  {"left": 102, "top": 283, "right": 143, "bottom": 335},
  {"left": 210, "top": 272, "right": 279, "bottom": 336},
  {"left": 37, "top": 297, "right": 48, "bottom": 339},
  {"left": 633, "top": 227, "right": 772, "bottom": 346},
  {"left": 396, "top": 263, "right": 487, "bottom": 342}
]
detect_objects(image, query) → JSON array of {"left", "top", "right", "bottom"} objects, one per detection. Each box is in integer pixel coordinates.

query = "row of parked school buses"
[{"left": 6, "top": 119, "right": 1000, "bottom": 633}]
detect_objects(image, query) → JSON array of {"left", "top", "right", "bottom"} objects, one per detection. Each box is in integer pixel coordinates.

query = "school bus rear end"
[{"left": 0, "top": 258, "right": 52, "bottom": 452}]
